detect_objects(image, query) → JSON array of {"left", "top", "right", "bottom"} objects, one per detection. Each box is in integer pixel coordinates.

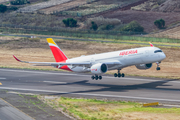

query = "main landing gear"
[
  {"left": 91, "top": 75, "right": 102, "bottom": 80},
  {"left": 156, "top": 62, "right": 161, "bottom": 71},
  {"left": 114, "top": 69, "right": 125, "bottom": 78}
]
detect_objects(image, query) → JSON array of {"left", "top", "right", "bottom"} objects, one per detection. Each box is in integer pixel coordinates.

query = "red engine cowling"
[
  {"left": 91, "top": 63, "right": 108, "bottom": 74},
  {"left": 135, "top": 63, "right": 152, "bottom": 70}
]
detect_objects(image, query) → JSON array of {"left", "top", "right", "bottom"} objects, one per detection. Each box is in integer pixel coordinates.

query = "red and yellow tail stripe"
[
  {"left": 47, "top": 38, "right": 68, "bottom": 62},
  {"left": 149, "top": 42, "right": 154, "bottom": 47},
  {"left": 47, "top": 38, "right": 71, "bottom": 71}
]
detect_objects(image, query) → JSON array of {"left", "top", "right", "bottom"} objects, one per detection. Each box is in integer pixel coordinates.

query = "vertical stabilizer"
[
  {"left": 149, "top": 42, "right": 154, "bottom": 47},
  {"left": 47, "top": 38, "right": 68, "bottom": 62}
]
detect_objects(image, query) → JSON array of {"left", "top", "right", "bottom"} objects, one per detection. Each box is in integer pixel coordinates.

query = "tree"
[
  {"left": 90, "top": 21, "right": 98, "bottom": 31},
  {"left": 0, "top": 4, "right": 7, "bottom": 13},
  {"left": 154, "top": 19, "right": 165, "bottom": 29},
  {"left": 62, "top": 18, "right": 77, "bottom": 27},
  {"left": 120, "top": 21, "right": 144, "bottom": 32}
]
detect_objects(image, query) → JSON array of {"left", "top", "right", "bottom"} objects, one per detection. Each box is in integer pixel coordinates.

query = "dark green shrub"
[
  {"left": 98, "top": 24, "right": 114, "bottom": 31},
  {"left": 62, "top": 18, "right": 77, "bottom": 27},
  {"left": 160, "top": 19, "right": 165, "bottom": 27},
  {"left": 154, "top": 19, "right": 165, "bottom": 29},
  {"left": 90, "top": 21, "right": 98, "bottom": 31},
  {"left": 0, "top": 4, "right": 7, "bottom": 13},
  {"left": 120, "top": 21, "right": 144, "bottom": 32},
  {"left": 105, "top": 24, "right": 114, "bottom": 30},
  {"left": 10, "top": 0, "right": 29, "bottom": 5}
]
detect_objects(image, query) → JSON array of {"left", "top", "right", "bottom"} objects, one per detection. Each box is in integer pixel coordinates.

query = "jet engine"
[
  {"left": 91, "top": 63, "right": 108, "bottom": 74},
  {"left": 135, "top": 63, "right": 152, "bottom": 70}
]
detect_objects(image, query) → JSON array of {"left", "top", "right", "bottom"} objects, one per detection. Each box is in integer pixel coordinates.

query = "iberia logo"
[
  {"left": 119, "top": 50, "right": 138, "bottom": 56},
  {"left": 91, "top": 69, "right": 97, "bottom": 71}
]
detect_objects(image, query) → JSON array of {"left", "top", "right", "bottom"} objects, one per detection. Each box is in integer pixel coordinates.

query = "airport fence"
[{"left": 0, "top": 24, "right": 180, "bottom": 43}]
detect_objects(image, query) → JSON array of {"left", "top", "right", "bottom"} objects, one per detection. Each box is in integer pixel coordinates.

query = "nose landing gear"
[
  {"left": 156, "top": 62, "right": 161, "bottom": 71},
  {"left": 114, "top": 69, "right": 125, "bottom": 78}
]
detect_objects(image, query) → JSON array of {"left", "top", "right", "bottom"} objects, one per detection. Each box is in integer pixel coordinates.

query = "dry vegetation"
[
  {"left": 39, "top": 96, "right": 180, "bottom": 120},
  {"left": 16, "top": 0, "right": 72, "bottom": 13},
  {"left": 0, "top": 13, "right": 67, "bottom": 28},
  {"left": 39, "top": 0, "right": 87, "bottom": 14},
  {"left": 85, "top": 16, "right": 122, "bottom": 29},
  {"left": 1, "top": 0, "right": 180, "bottom": 33},
  {"left": 130, "top": 0, "right": 167, "bottom": 11},
  {"left": 152, "top": 0, "right": 180, "bottom": 12},
  {"left": 148, "top": 26, "right": 180, "bottom": 39},
  {"left": 131, "top": 0, "right": 159, "bottom": 11},
  {"left": 1, "top": 36, "right": 180, "bottom": 79},
  {"left": 130, "top": 0, "right": 180, "bottom": 13},
  {"left": 38, "top": 0, "right": 140, "bottom": 15},
  {"left": 65, "top": 3, "right": 119, "bottom": 16},
  {"left": 101, "top": 10, "right": 180, "bottom": 32}
]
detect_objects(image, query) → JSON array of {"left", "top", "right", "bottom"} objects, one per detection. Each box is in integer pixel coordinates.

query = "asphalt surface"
[
  {"left": 0, "top": 68, "right": 180, "bottom": 105},
  {"left": 0, "top": 98, "right": 33, "bottom": 120},
  {"left": 0, "top": 90, "right": 71, "bottom": 120}
]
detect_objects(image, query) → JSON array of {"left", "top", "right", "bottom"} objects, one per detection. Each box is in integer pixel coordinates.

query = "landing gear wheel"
[
  {"left": 114, "top": 73, "right": 117, "bottom": 77},
  {"left": 95, "top": 75, "right": 98, "bottom": 80},
  {"left": 99, "top": 76, "right": 102, "bottom": 80},
  {"left": 114, "top": 69, "right": 125, "bottom": 78},
  {"left": 156, "top": 67, "right": 160, "bottom": 71},
  {"left": 156, "top": 62, "right": 161, "bottom": 71},
  {"left": 122, "top": 73, "right": 125, "bottom": 77},
  {"left": 91, "top": 76, "right": 95, "bottom": 80},
  {"left": 118, "top": 73, "right": 121, "bottom": 78}
]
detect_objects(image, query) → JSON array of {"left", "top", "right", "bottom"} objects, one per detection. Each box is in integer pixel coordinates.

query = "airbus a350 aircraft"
[{"left": 13, "top": 38, "right": 166, "bottom": 80}]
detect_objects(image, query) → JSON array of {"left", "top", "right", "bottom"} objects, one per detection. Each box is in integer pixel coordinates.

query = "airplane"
[{"left": 13, "top": 38, "right": 166, "bottom": 80}]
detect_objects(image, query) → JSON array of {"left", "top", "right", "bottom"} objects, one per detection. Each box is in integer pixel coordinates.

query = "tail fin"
[
  {"left": 149, "top": 42, "right": 154, "bottom": 47},
  {"left": 47, "top": 38, "right": 68, "bottom": 62}
]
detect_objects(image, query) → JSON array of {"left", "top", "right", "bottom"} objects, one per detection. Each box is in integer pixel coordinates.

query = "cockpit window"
[{"left": 154, "top": 50, "right": 162, "bottom": 53}]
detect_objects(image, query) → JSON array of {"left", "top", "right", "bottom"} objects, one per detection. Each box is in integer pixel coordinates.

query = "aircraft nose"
[{"left": 162, "top": 52, "right": 166, "bottom": 60}]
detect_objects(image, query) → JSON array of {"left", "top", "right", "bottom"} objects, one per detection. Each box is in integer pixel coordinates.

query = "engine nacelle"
[
  {"left": 91, "top": 63, "right": 108, "bottom": 74},
  {"left": 135, "top": 63, "right": 152, "bottom": 70}
]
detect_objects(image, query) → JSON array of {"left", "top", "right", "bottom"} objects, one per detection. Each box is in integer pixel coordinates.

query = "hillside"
[
  {"left": 152, "top": 0, "right": 180, "bottom": 12},
  {"left": 1, "top": 0, "right": 180, "bottom": 33},
  {"left": 98, "top": 9, "right": 180, "bottom": 32},
  {"left": 131, "top": 0, "right": 180, "bottom": 12}
]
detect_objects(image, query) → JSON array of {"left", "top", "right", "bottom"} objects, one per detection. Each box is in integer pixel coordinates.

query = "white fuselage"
[{"left": 66, "top": 47, "right": 166, "bottom": 73}]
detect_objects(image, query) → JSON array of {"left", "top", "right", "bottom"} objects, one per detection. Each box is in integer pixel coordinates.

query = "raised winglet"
[
  {"left": 13, "top": 55, "right": 28, "bottom": 63},
  {"left": 13, "top": 55, "right": 21, "bottom": 62},
  {"left": 149, "top": 42, "right": 154, "bottom": 47}
]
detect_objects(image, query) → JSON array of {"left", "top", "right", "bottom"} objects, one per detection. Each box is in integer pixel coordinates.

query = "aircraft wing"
[
  {"left": 13, "top": 55, "right": 121, "bottom": 68},
  {"left": 13, "top": 55, "right": 91, "bottom": 67}
]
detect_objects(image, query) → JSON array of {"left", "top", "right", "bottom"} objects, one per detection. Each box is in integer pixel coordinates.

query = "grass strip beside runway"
[{"left": 39, "top": 96, "right": 180, "bottom": 120}]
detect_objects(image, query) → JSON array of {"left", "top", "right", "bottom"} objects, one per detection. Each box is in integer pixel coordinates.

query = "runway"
[{"left": 0, "top": 68, "right": 180, "bottom": 104}]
